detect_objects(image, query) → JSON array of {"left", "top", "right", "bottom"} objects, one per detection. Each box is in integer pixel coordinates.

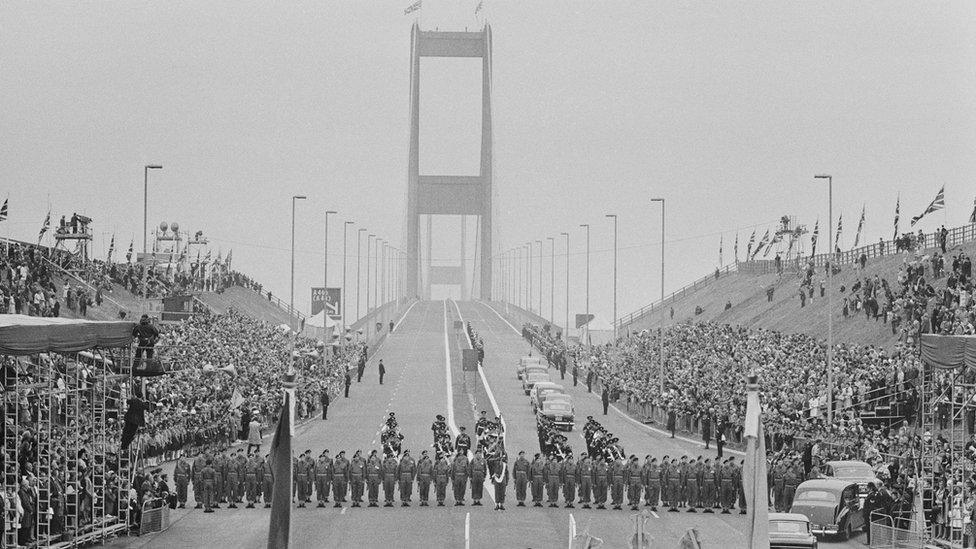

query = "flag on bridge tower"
[
  {"left": 267, "top": 372, "right": 297, "bottom": 549},
  {"left": 852, "top": 205, "right": 866, "bottom": 248},
  {"left": 969, "top": 196, "right": 976, "bottom": 224},
  {"left": 403, "top": 0, "right": 421, "bottom": 15},
  {"left": 893, "top": 195, "right": 900, "bottom": 239},
  {"left": 810, "top": 219, "right": 819, "bottom": 257},
  {"left": 911, "top": 186, "right": 945, "bottom": 226},
  {"left": 743, "top": 373, "right": 769, "bottom": 548},
  {"left": 474, "top": 0, "right": 484, "bottom": 14},
  {"left": 0, "top": 198, "right": 8, "bottom": 222},
  {"left": 226, "top": 249, "right": 233, "bottom": 270},
  {"left": 751, "top": 230, "right": 769, "bottom": 260}
]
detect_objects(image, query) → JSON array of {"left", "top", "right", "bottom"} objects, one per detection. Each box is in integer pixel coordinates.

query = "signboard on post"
[
  {"left": 462, "top": 349, "right": 479, "bottom": 371},
  {"left": 311, "top": 287, "right": 342, "bottom": 319},
  {"left": 575, "top": 314, "right": 595, "bottom": 329}
]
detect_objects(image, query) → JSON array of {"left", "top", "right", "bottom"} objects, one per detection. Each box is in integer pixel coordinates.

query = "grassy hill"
[
  {"left": 621, "top": 240, "right": 976, "bottom": 349},
  {"left": 197, "top": 286, "right": 298, "bottom": 327}
]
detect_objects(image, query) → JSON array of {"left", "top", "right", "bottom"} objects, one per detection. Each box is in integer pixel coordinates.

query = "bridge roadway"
[{"left": 108, "top": 300, "right": 862, "bottom": 549}]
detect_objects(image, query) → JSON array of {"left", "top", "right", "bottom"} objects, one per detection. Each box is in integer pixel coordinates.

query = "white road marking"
[
  {"left": 393, "top": 299, "right": 419, "bottom": 332},
  {"left": 442, "top": 301, "right": 460, "bottom": 439},
  {"left": 464, "top": 512, "right": 471, "bottom": 549},
  {"left": 451, "top": 300, "right": 508, "bottom": 438},
  {"left": 650, "top": 510, "right": 660, "bottom": 519},
  {"left": 340, "top": 507, "right": 347, "bottom": 515},
  {"left": 477, "top": 300, "right": 522, "bottom": 335}
]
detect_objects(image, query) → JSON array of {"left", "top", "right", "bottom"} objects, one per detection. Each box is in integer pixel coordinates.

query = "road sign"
[
  {"left": 462, "top": 349, "right": 479, "bottom": 371},
  {"left": 454, "top": 320, "right": 464, "bottom": 330},
  {"left": 575, "top": 314, "right": 595, "bottom": 328},
  {"left": 311, "top": 287, "right": 342, "bottom": 318}
]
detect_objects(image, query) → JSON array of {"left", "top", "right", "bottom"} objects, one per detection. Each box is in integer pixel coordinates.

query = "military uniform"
[
  {"left": 416, "top": 452, "right": 433, "bottom": 506},
  {"left": 624, "top": 457, "right": 642, "bottom": 510},
  {"left": 314, "top": 453, "right": 333, "bottom": 507},
  {"left": 667, "top": 458, "right": 682, "bottom": 510},
  {"left": 333, "top": 452, "right": 350, "bottom": 506},
  {"left": 433, "top": 455, "right": 451, "bottom": 506},
  {"left": 685, "top": 459, "right": 700, "bottom": 512},
  {"left": 397, "top": 451, "right": 416, "bottom": 505},
  {"left": 720, "top": 460, "right": 735, "bottom": 513},
  {"left": 191, "top": 453, "right": 206, "bottom": 508},
  {"left": 610, "top": 458, "right": 626, "bottom": 510},
  {"left": 226, "top": 454, "right": 242, "bottom": 508},
  {"left": 201, "top": 462, "right": 217, "bottom": 512},
  {"left": 771, "top": 461, "right": 787, "bottom": 512},
  {"left": 245, "top": 455, "right": 262, "bottom": 508},
  {"left": 577, "top": 455, "right": 593, "bottom": 508},
  {"left": 529, "top": 454, "right": 545, "bottom": 506},
  {"left": 560, "top": 456, "right": 577, "bottom": 508},
  {"left": 174, "top": 457, "right": 191, "bottom": 508},
  {"left": 544, "top": 456, "right": 561, "bottom": 507},
  {"left": 592, "top": 458, "right": 609, "bottom": 509},
  {"left": 513, "top": 453, "right": 530, "bottom": 506},
  {"left": 214, "top": 453, "right": 228, "bottom": 505},
  {"left": 261, "top": 455, "right": 274, "bottom": 507},
  {"left": 643, "top": 458, "right": 661, "bottom": 510},
  {"left": 735, "top": 460, "right": 746, "bottom": 514},
  {"left": 366, "top": 452, "right": 382, "bottom": 507},
  {"left": 701, "top": 459, "right": 716, "bottom": 512},
  {"left": 469, "top": 452, "right": 487, "bottom": 505},
  {"left": 452, "top": 453, "right": 470, "bottom": 505},
  {"left": 382, "top": 454, "right": 399, "bottom": 506},
  {"left": 491, "top": 455, "right": 509, "bottom": 509},
  {"left": 782, "top": 462, "right": 799, "bottom": 512},
  {"left": 349, "top": 452, "right": 366, "bottom": 506}
]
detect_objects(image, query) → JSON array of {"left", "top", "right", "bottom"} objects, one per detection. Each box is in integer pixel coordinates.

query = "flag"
[
  {"left": 834, "top": 213, "right": 843, "bottom": 251},
  {"left": 853, "top": 205, "right": 866, "bottom": 248},
  {"left": 204, "top": 250, "right": 211, "bottom": 262},
  {"left": 746, "top": 230, "right": 756, "bottom": 259},
  {"left": 734, "top": 233, "right": 739, "bottom": 263},
  {"left": 266, "top": 383, "right": 295, "bottom": 549},
  {"left": 911, "top": 186, "right": 945, "bottom": 226},
  {"left": 743, "top": 374, "right": 769, "bottom": 548},
  {"left": 718, "top": 236, "right": 723, "bottom": 266},
  {"left": 403, "top": 0, "right": 421, "bottom": 15},
  {"left": 230, "top": 388, "right": 245, "bottom": 409},
  {"left": 969, "top": 196, "right": 976, "bottom": 224},
  {"left": 0, "top": 198, "right": 8, "bottom": 222},
  {"left": 811, "top": 219, "right": 819, "bottom": 257},
  {"left": 474, "top": 0, "right": 484, "bottom": 13},
  {"left": 785, "top": 232, "right": 796, "bottom": 257},
  {"left": 762, "top": 233, "right": 781, "bottom": 258},
  {"left": 751, "top": 230, "right": 769, "bottom": 259},
  {"left": 226, "top": 249, "right": 233, "bottom": 270},
  {"left": 37, "top": 210, "right": 51, "bottom": 244},
  {"left": 126, "top": 239, "right": 134, "bottom": 263},
  {"left": 893, "top": 195, "right": 900, "bottom": 239},
  {"left": 107, "top": 234, "right": 115, "bottom": 263}
]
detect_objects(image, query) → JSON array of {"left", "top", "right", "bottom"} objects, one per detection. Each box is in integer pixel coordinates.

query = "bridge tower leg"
[{"left": 405, "top": 23, "right": 494, "bottom": 301}]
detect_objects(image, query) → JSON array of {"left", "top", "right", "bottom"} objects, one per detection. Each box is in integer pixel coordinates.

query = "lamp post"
[
  {"left": 536, "top": 240, "right": 543, "bottom": 315},
  {"left": 525, "top": 242, "right": 532, "bottom": 312},
  {"left": 367, "top": 234, "right": 375, "bottom": 313},
  {"left": 561, "top": 232, "right": 569, "bottom": 340},
  {"left": 606, "top": 214, "right": 617, "bottom": 341},
  {"left": 323, "top": 210, "right": 337, "bottom": 319},
  {"left": 357, "top": 228, "right": 366, "bottom": 323},
  {"left": 814, "top": 174, "right": 835, "bottom": 423},
  {"left": 343, "top": 221, "right": 354, "bottom": 326},
  {"left": 651, "top": 198, "right": 665, "bottom": 396},
  {"left": 143, "top": 165, "right": 162, "bottom": 253},
  {"left": 290, "top": 195, "right": 307, "bottom": 370},
  {"left": 547, "top": 236, "right": 555, "bottom": 324},
  {"left": 579, "top": 223, "right": 590, "bottom": 344}
]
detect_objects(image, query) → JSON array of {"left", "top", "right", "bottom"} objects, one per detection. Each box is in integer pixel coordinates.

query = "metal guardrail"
[
  {"left": 615, "top": 264, "right": 738, "bottom": 329},
  {"left": 138, "top": 497, "right": 171, "bottom": 536},
  {"left": 869, "top": 511, "right": 926, "bottom": 549}
]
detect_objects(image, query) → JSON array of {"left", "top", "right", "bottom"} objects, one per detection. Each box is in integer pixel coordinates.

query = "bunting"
[
  {"left": 810, "top": 219, "right": 819, "bottom": 257},
  {"left": 746, "top": 230, "right": 756, "bottom": 259},
  {"left": 751, "top": 230, "right": 770, "bottom": 259},
  {"left": 126, "top": 239, "right": 134, "bottom": 263},
  {"left": 403, "top": 0, "right": 421, "bottom": 15},
  {"left": 475, "top": 0, "right": 484, "bottom": 14},
  {"left": 107, "top": 234, "right": 115, "bottom": 263},
  {"left": 733, "top": 233, "right": 739, "bottom": 264},
  {"left": 969, "top": 196, "right": 976, "bottom": 224},
  {"left": 834, "top": 213, "right": 843, "bottom": 251},
  {"left": 762, "top": 233, "right": 781, "bottom": 258},
  {"left": 911, "top": 186, "right": 945, "bottom": 226},
  {"left": 0, "top": 199, "right": 8, "bottom": 222},
  {"left": 226, "top": 249, "right": 233, "bottom": 270},
  {"left": 852, "top": 205, "right": 866, "bottom": 248},
  {"left": 718, "top": 236, "right": 723, "bottom": 267},
  {"left": 893, "top": 195, "right": 900, "bottom": 240}
]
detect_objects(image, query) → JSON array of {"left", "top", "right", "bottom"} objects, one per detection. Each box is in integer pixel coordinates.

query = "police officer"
[
  {"left": 416, "top": 450, "right": 433, "bottom": 506},
  {"left": 592, "top": 456, "right": 609, "bottom": 510},
  {"left": 561, "top": 453, "right": 577, "bottom": 508},
  {"left": 544, "top": 454, "right": 561, "bottom": 508},
  {"left": 625, "top": 455, "right": 642, "bottom": 511},
  {"left": 529, "top": 453, "right": 545, "bottom": 507},
  {"left": 366, "top": 449, "right": 382, "bottom": 507},
  {"left": 314, "top": 450, "right": 333, "bottom": 508},
  {"left": 643, "top": 456, "right": 660, "bottom": 511},
  {"left": 398, "top": 449, "right": 416, "bottom": 506},
  {"left": 577, "top": 453, "right": 593, "bottom": 509},
  {"left": 201, "top": 459, "right": 217, "bottom": 513},
  {"left": 512, "top": 450, "right": 530, "bottom": 506},
  {"left": 470, "top": 449, "right": 488, "bottom": 506},
  {"left": 609, "top": 456, "right": 626, "bottom": 510},
  {"left": 349, "top": 450, "right": 366, "bottom": 507},
  {"left": 382, "top": 451, "right": 399, "bottom": 507},
  {"left": 174, "top": 455, "right": 191, "bottom": 509},
  {"left": 333, "top": 450, "right": 350, "bottom": 507},
  {"left": 452, "top": 450, "right": 470, "bottom": 506},
  {"left": 433, "top": 451, "right": 451, "bottom": 506}
]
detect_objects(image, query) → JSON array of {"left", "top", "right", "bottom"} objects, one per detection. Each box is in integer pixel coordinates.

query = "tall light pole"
[
  {"left": 143, "top": 164, "right": 162, "bottom": 253},
  {"left": 814, "top": 174, "right": 835, "bottom": 423},
  {"left": 547, "top": 236, "right": 555, "bottom": 323},
  {"left": 561, "top": 232, "right": 569, "bottom": 340},
  {"left": 606, "top": 214, "right": 617, "bottom": 341},
  {"left": 343, "top": 221, "right": 354, "bottom": 325},
  {"left": 579, "top": 224, "right": 590, "bottom": 344},
  {"left": 290, "top": 195, "right": 307, "bottom": 366},
  {"left": 525, "top": 242, "right": 532, "bottom": 312},
  {"left": 323, "top": 210, "right": 337, "bottom": 319},
  {"left": 651, "top": 199, "right": 665, "bottom": 396},
  {"left": 536, "top": 240, "right": 543, "bottom": 315},
  {"left": 367, "top": 234, "right": 375, "bottom": 313},
  {"left": 357, "top": 228, "right": 366, "bottom": 322}
]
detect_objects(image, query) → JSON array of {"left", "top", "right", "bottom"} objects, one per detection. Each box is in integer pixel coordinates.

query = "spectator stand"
[
  {"left": 1, "top": 315, "right": 136, "bottom": 548},
  {"left": 52, "top": 214, "right": 94, "bottom": 266}
]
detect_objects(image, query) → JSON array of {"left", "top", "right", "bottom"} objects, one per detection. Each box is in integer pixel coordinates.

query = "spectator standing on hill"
[
  {"left": 601, "top": 387, "right": 609, "bottom": 416},
  {"left": 378, "top": 359, "right": 386, "bottom": 385}
]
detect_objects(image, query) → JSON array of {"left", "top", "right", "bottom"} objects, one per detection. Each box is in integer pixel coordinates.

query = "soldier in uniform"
[
  {"left": 174, "top": 455, "right": 191, "bottom": 509},
  {"left": 782, "top": 459, "right": 800, "bottom": 512},
  {"left": 685, "top": 456, "right": 701, "bottom": 512},
  {"left": 643, "top": 456, "right": 660, "bottom": 511},
  {"left": 366, "top": 450, "right": 382, "bottom": 507},
  {"left": 245, "top": 453, "right": 262, "bottom": 508},
  {"left": 660, "top": 456, "right": 672, "bottom": 511},
  {"left": 736, "top": 458, "right": 746, "bottom": 514},
  {"left": 469, "top": 449, "right": 488, "bottom": 506},
  {"left": 314, "top": 450, "right": 333, "bottom": 507},
  {"left": 668, "top": 456, "right": 683, "bottom": 511},
  {"left": 332, "top": 450, "right": 350, "bottom": 507},
  {"left": 677, "top": 455, "right": 690, "bottom": 509},
  {"left": 201, "top": 459, "right": 217, "bottom": 513},
  {"left": 512, "top": 450, "right": 530, "bottom": 507},
  {"left": 771, "top": 457, "right": 787, "bottom": 512},
  {"left": 455, "top": 426, "right": 472, "bottom": 457},
  {"left": 592, "top": 455, "right": 609, "bottom": 510},
  {"left": 609, "top": 456, "right": 626, "bottom": 510},
  {"left": 577, "top": 453, "right": 593, "bottom": 509},
  {"left": 416, "top": 450, "right": 433, "bottom": 506},
  {"left": 237, "top": 449, "right": 250, "bottom": 505},
  {"left": 544, "top": 454, "right": 561, "bottom": 508},
  {"left": 560, "top": 453, "right": 577, "bottom": 508},
  {"left": 398, "top": 449, "right": 416, "bottom": 506},
  {"left": 452, "top": 450, "right": 470, "bottom": 506},
  {"left": 214, "top": 451, "right": 228, "bottom": 507},
  {"left": 349, "top": 450, "right": 366, "bottom": 507},
  {"left": 226, "top": 451, "right": 242, "bottom": 508},
  {"left": 191, "top": 450, "right": 206, "bottom": 509},
  {"left": 625, "top": 455, "right": 642, "bottom": 511},
  {"left": 433, "top": 451, "right": 451, "bottom": 506},
  {"left": 701, "top": 458, "right": 716, "bottom": 513},
  {"left": 529, "top": 453, "right": 545, "bottom": 507},
  {"left": 491, "top": 450, "right": 509, "bottom": 511},
  {"left": 720, "top": 458, "right": 735, "bottom": 514},
  {"left": 261, "top": 453, "right": 274, "bottom": 508},
  {"left": 381, "top": 451, "right": 399, "bottom": 507}
]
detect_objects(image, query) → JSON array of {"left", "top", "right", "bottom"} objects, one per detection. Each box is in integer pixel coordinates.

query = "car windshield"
[
  {"left": 769, "top": 520, "right": 809, "bottom": 534},
  {"left": 831, "top": 464, "right": 873, "bottom": 478},
  {"left": 528, "top": 374, "right": 548, "bottom": 383},
  {"left": 544, "top": 403, "right": 571, "bottom": 413},
  {"left": 794, "top": 489, "right": 838, "bottom": 504}
]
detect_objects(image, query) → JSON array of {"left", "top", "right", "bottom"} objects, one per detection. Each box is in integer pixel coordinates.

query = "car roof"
[
  {"left": 825, "top": 460, "right": 871, "bottom": 468},
  {"left": 769, "top": 512, "right": 810, "bottom": 522},
  {"left": 542, "top": 400, "right": 572, "bottom": 410},
  {"left": 527, "top": 372, "right": 549, "bottom": 379},
  {"left": 797, "top": 478, "right": 857, "bottom": 491},
  {"left": 535, "top": 382, "right": 563, "bottom": 390}
]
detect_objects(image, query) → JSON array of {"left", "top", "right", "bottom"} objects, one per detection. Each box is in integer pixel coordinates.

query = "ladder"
[
  {"left": 91, "top": 365, "right": 107, "bottom": 542},
  {"left": 64, "top": 366, "right": 81, "bottom": 540},
  {"left": 35, "top": 376, "right": 54, "bottom": 543},
  {"left": 3, "top": 375, "right": 20, "bottom": 549}
]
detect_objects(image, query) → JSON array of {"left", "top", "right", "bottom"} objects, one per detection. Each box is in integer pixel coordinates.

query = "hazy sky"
[{"left": 3, "top": 1, "right": 976, "bottom": 328}]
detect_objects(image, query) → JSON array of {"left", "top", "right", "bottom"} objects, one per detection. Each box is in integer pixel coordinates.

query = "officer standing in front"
[{"left": 416, "top": 450, "right": 433, "bottom": 506}]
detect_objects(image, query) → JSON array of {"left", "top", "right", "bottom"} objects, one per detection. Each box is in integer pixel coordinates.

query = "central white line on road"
[
  {"left": 451, "top": 300, "right": 507, "bottom": 439},
  {"left": 464, "top": 512, "right": 470, "bottom": 549},
  {"left": 478, "top": 300, "right": 522, "bottom": 336},
  {"left": 341, "top": 507, "right": 347, "bottom": 515},
  {"left": 650, "top": 510, "right": 660, "bottom": 519},
  {"left": 442, "top": 301, "right": 460, "bottom": 438}
]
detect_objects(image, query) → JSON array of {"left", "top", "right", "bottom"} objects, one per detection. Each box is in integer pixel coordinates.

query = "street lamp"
[
  {"left": 536, "top": 240, "right": 543, "bottom": 315},
  {"left": 561, "top": 232, "right": 569, "bottom": 341},
  {"left": 579, "top": 223, "right": 590, "bottom": 344},
  {"left": 606, "top": 214, "right": 617, "bottom": 341},
  {"left": 651, "top": 198, "right": 665, "bottom": 396},
  {"left": 290, "top": 195, "right": 307, "bottom": 371},
  {"left": 357, "top": 228, "right": 366, "bottom": 322},
  {"left": 143, "top": 164, "right": 162, "bottom": 253},
  {"left": 547, "top": 236, "right": 555, "bottom": 323},
  {"left": 814, "top": 174, "right": 835, "bottom": 423},
  {"left": 367, "top": 234, "right": 375, "bottom": 313},
  {"left": 525, "top": 242, "right": 532, "bottom": 312},
  {"left": 343, "top": 221, "right": 354, "bottom": 326},
  {"left": 323, "top": 210, "right": 337, "bottom": 318}
]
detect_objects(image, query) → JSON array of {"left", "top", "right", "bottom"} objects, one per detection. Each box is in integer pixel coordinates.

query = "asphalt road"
[{"left": 104, "top": 300, "right": 864, "bottom": 549}]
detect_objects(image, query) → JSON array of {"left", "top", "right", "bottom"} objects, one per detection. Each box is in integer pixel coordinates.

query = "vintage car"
[
  {"left": 538, "top": 399, "right": 575, "bottom": 431},
  {"left": 822, "top": 460, "right": 880, "bottom": 502},
  {"left": 522, "top": 370, "right": 551, "bottom": 395},
  {"left": 790, "top": 479, "right": 864, "bottom": 539},
  {"left": 768, "top": 512, "right": 818, "bottom": 549},
  {"left": 530, "top": 382, "right": 566, "bottom": 413},
  {"left": 515, "top": 356, "right": 543, "bottom": 380}
]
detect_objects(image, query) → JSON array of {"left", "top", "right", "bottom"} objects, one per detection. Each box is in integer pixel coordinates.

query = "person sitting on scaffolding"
[{"left": 132, "top": 314, "right": 160, "bottom": 369}]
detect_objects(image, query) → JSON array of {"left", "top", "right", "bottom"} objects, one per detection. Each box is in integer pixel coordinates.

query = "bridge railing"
[{"left": 615, "top": 263, "right": 738, "bottom": 330}]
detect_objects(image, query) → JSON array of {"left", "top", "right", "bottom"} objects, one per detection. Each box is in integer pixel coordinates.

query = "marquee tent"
[{"left": 0, "top": 314, "right": 136, "bottom": 356}]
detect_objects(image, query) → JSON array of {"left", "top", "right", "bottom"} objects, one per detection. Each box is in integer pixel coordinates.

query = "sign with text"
[{"left": 311, "top": 287, "right": 342, "bottom": 318}]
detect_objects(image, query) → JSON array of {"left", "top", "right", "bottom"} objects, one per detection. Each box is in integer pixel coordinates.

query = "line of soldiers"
[
  {"left": 537, "top": 414, "right": 573, "bottom": 459},
  {"left": 173, "top": 448, "right": 273, "bottom": 512},
  {"left": 769, "top": 453, "right": 807, "bottom": 512}
]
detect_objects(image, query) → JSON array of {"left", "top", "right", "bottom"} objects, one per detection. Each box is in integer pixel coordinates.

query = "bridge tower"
[{"left": 405, "top": 23, "right": 494, "bottom": 300}]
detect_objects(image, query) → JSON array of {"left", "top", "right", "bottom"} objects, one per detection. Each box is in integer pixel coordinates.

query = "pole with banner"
[
  {"left": 267, "top": 372, "right": 296, "bottom": 548},
  {"left": 743, "top": 372, "right": 769, "bottom": 548}
]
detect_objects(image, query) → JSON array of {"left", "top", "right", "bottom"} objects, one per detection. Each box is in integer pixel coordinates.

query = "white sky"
[{"left": 2, "top": 1, "right": 976, "bottom": 327}]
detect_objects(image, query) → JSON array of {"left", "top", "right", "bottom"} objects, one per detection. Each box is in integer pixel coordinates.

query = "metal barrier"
[
  {"left": 869, "top": 511, "right": 926, "bottom": 549},
  {"left": 138, "top": 498, "right": 171, "bottom": 536}
]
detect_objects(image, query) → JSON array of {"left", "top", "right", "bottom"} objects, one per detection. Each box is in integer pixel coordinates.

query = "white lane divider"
[
  {"left": 464, "top": 512, "right": 471, "bottom": 549},
  {"left": 442, "top": 301, "right": 460, "bottom": 439},
  {"left": 451, "top": 300, "right": 507, "bottom": 438}
]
